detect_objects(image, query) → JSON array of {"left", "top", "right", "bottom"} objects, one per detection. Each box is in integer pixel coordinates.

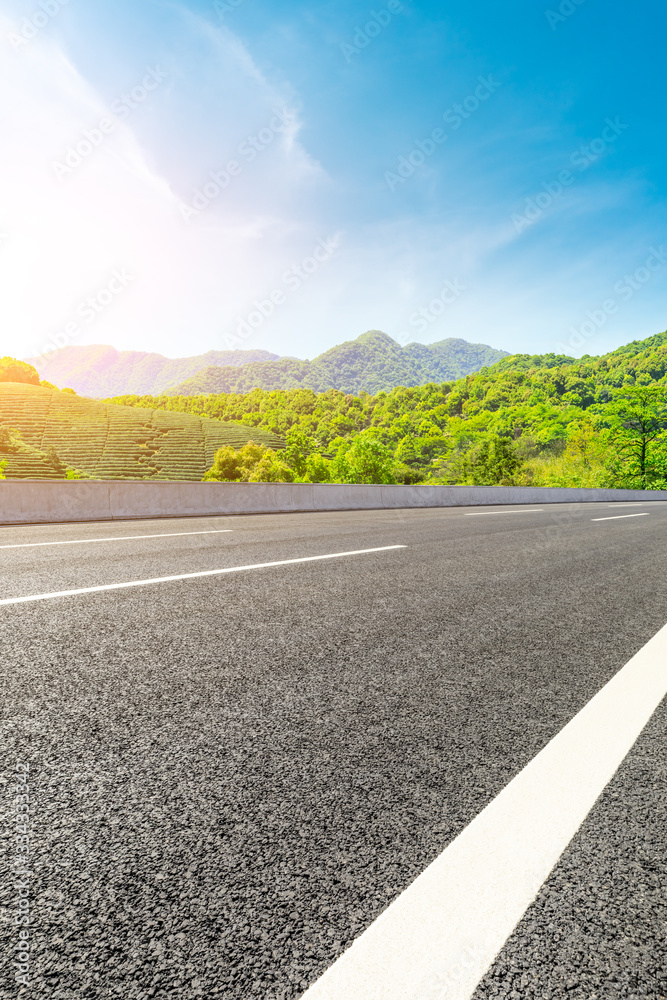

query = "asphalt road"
[{"left": 0, "top": 502, "right": 665, "bottom": 999}]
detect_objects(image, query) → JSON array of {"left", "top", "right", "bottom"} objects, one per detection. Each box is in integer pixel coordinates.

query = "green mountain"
[
  {"left": 5, "top": 330, "right": 666, "bottom": 486},
  {"left": 109, "top": 329, "right": 667, "bottom": 490},
  {"left": 25, "top": 344, "right": 280, "bottom": 398},
  {"left": 166, "top": 331, "right": 508, "bottom": 395}
]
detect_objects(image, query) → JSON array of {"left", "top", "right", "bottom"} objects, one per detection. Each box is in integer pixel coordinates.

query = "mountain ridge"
[
  {"left": 26, "top": 344, "right": 280, "bottom": 398},
  {"left": 26, "top": 332, "right": 508, "bottom": 398},
  {"left": 162, "top": 332, "right": 508, "bottom": 396}
]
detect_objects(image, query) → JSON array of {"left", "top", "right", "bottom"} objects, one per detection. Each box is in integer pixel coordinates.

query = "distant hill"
[
  {"left": 166, "top": 332, "right": 509, "bottom": 396},
  {"left": 0, "top": 383, "right": 282, "bottom": 480},
  {"left": 25, "top": 333, "right": 507, "bottom": 398},
  {"left": 25, "top": 345, "right": 280, "bottom": 398},
  {"left": 5, "top": 331, "right": 666, "bottom": 483},
  {"left": 105, "top": 329, "right": 667, "bottom": 490}
]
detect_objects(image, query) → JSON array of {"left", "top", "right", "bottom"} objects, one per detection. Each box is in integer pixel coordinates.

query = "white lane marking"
[
  {"left": 464, "top": 509, "right": 544, "bottom": 516},
  {"left": 0, "top": 530, "right": 233, "bottom": 551},
  {"left": 591, "top": 513, "right": 650, "bottom": 522},
  {"left": 0, "top": 546, "right": 406, "bottom": 607},
  {"left": 605, "top": 502, "right": 649, "bottom": 507},
  {"left": 300, "top": 623, "right": 667, "bottom": 1000}
]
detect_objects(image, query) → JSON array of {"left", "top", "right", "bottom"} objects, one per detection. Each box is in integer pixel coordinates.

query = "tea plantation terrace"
[{"left": 0, "top": 382, "right": 282, "bottom": 480}]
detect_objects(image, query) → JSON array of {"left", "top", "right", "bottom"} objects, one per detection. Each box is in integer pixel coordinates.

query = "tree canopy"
[
  {"left": 0, "top": 357, "right": 39, "bottom": 385},
  {"left": 110, "top": 332, "right": 667, "bottom": 489}
]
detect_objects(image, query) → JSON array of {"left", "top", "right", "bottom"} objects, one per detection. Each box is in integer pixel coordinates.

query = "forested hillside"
[
  {"left": 111, "top": 331, "right": 667, "bottom": 489},
  {"left": 3, "top": 332, "right": 666, "bottom": 486},
  {"left": 26, "top": 333, "right": 506, "bottom": 398},
  {"left": 167, "top": 331, "right": 508, "bottom": 395},
  {"left": 27, "top": 345, "right": 280, "bottom": 398}
]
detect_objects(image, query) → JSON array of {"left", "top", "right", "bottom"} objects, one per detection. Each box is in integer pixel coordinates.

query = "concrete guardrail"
[{"left": 0, "top": 481, "right": 665, "bottom": 525}]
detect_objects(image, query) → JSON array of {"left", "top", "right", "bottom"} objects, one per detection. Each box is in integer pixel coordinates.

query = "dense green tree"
[
  {"left": 430, "top": 434, "right": 525, "bottom": 486},
  {"left": 465, "top": 435, "right": 524, "bottom": 485},
  {"left": 605, "top": 385, "right": 667, "bottom": 488},
  {"left": 0, "top": 357, "right": 39, "bottom": 385},
  {"left": 245, "top": 452, "right": 295, "bottom": 483},
  {"left": 203, "top": 441, "right": 294, "bottom": 482},
  {"left": 392, "top": 462, "right": 427, "bottom": 485},
  {"left": 282, "top": 425, "right": 316, "bottom": 479},
  {"left": 303, "top": 453, "right": 332, "bottom": 483},
  {"left": 329, "top": 434, "right": 397, "bottom": 484},
  {"left": 203, "top": 444, "right": 245, "bottom": 481}
]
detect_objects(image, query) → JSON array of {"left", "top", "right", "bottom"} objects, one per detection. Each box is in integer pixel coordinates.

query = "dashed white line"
[
  {"left": 0, "top": 529, "right": 233, "bottom": 550},
  {"left": 299, "top": 622, "right": 667, "bottom": 1000},
  {"left": 591, "top": 513, "right": 650, "bottom": 522},
  {"left": 0, "top": 546, "right": 406, "bottom": 607},
  {"left": 463, "top": 509, "right": 544, "bottom": 516},
  {"left": 604, "top": 502, "right": 649, "bottom": 507}
]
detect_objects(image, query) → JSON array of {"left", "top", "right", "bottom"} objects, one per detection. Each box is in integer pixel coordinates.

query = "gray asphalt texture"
[
  {"left": 0, "top": 502, "right": 666, "bottom": 999},
  {"left": 474, "top": 697, "right": 667, "bottom": 1000}
]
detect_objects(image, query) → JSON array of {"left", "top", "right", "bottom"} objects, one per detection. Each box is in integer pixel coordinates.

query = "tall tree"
[{"left": 607, "top": 385, "right": 667, "bottom": 488}]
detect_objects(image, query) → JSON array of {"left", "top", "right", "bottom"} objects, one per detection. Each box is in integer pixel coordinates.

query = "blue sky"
[{"left": 1, "top": 0, "right": 666, "bottom": 363}]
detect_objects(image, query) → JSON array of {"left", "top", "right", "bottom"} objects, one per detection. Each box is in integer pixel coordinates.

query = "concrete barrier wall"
[{"left": 0, "top": 480, "right": 665, "bottom": 524}]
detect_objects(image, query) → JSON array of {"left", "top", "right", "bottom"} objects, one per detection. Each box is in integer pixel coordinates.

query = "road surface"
[{"left": 1, "top": 502, "right": 665, "bottom": 999}]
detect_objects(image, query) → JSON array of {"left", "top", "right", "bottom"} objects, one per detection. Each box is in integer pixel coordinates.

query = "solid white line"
[
  {"left": 0, "top": 529, "right": 233, "bottom": 551},
  {"left": 591, "top": 513, "right": 650, "bottom": 522},
  {"left": 299, "top": 622, "right": 667, "bottom": 1000},
  {"left": 464, "top": 509, "right": 544, "bottom": 516},
  {"left": 0, "top": 546, "right": 406, "bottom": 607}
]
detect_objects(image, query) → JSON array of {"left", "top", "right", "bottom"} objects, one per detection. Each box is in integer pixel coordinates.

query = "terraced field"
[{"left": 0, "top": 383, "right": 282, "bottom": 480}]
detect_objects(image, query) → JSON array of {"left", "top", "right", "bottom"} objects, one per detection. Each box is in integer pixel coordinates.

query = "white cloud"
[
  {"left": 1, "top": 2, "right": 664, "bottom": 368},
  {"left": 0, "top": 6, "right": 330, "bottom": 361}
]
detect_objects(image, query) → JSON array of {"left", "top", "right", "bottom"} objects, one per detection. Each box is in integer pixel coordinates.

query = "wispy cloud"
[
  {"left": 1, "top": 0, "right": 666, "bottom": 364},
  {"left": 0, "top": 5, "right": 332, "bottom": 359}
]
